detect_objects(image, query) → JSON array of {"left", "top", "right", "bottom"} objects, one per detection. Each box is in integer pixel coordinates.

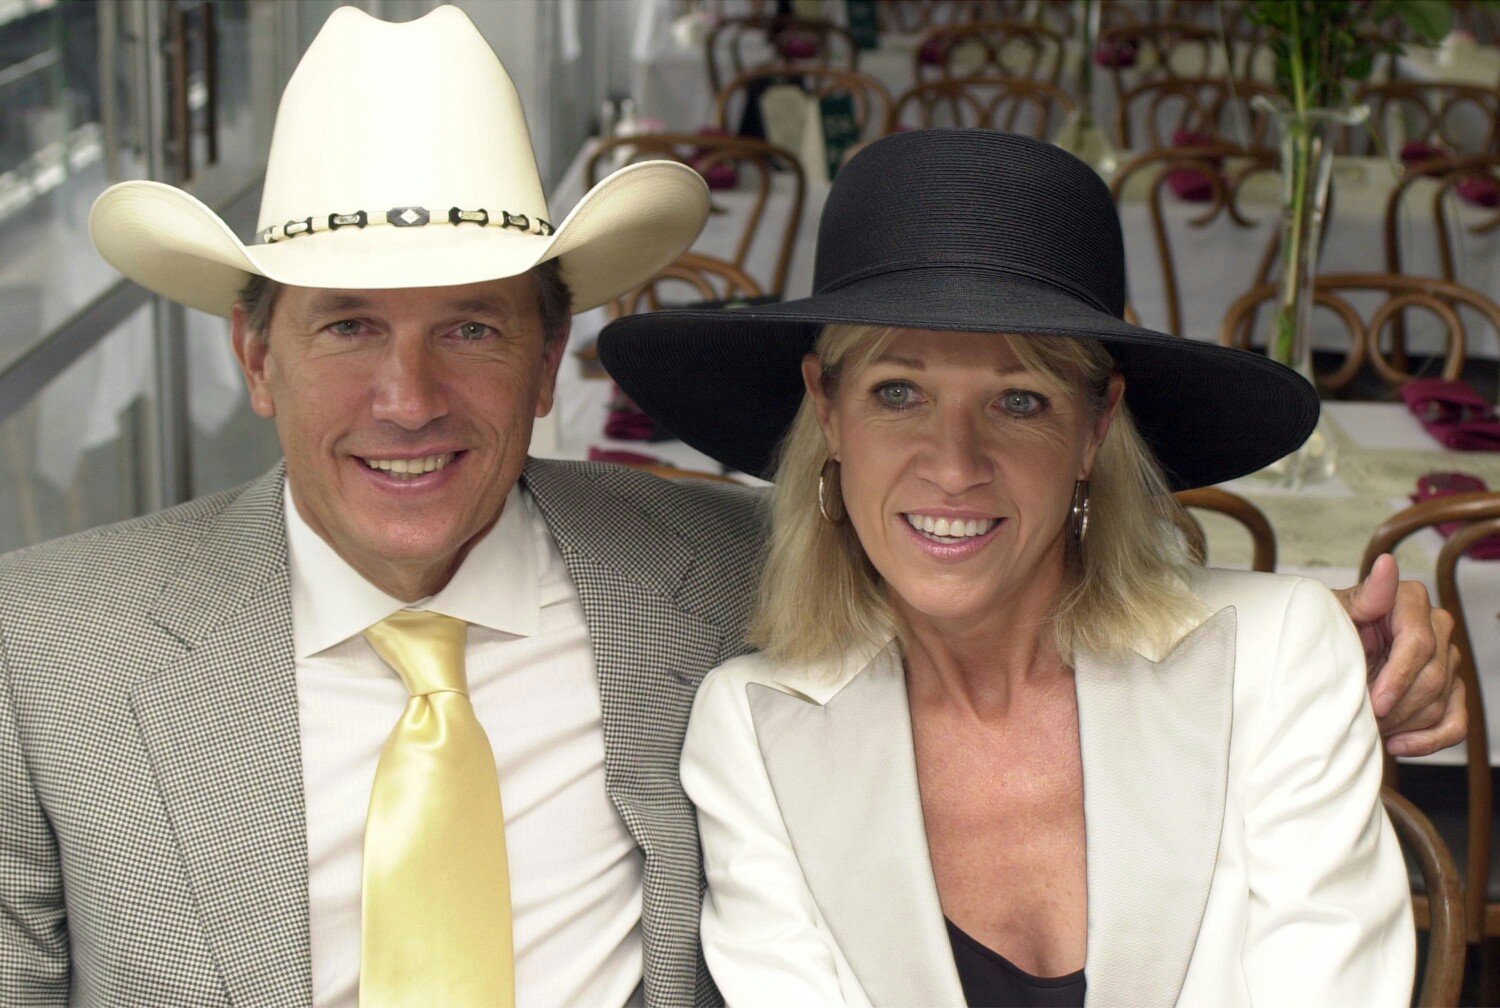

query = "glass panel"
[{"left": 0, "top": 300, "right": 156, "bottom": 553}]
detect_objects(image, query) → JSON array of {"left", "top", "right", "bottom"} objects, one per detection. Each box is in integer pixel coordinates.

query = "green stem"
[{"left": 1273, "top": 0, "right": 1313, "bottom": 368}]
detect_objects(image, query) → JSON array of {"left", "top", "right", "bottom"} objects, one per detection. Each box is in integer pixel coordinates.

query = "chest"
[{"left": 912, "top": 690, "right": 1087, "bottom": 975}]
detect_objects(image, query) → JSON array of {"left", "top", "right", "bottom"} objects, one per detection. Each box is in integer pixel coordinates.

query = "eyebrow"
[
  {"left": 299, "top": 293, "right": 519, "bottom": 323},
  {"left": 871, "top": 353, "right": 1034, "bottom": 377}
]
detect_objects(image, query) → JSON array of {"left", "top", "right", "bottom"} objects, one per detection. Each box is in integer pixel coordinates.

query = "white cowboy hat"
[{"left": 88, "top": 5, "right": 710, "bottom": 317}]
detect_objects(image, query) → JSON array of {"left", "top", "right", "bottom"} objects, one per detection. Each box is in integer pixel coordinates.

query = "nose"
[
  {"left": 369, "top": 332, "right": 450, "bottom": 430},
  {"left": 915, "top": 407, "right": 994, "bottom": 495}
]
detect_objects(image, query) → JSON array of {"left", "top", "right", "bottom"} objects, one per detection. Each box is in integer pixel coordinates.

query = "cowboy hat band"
[
  {"left": 89, "top": 5, "right": 710, "bottom": 318},
  {"left": 596, "top": 129, "right": 1318, "bottom": 492}
]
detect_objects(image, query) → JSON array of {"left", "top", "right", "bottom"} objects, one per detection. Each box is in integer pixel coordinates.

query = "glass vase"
[
  {"left": 1053, "top": 0, "right": 1117, "bottom": 178},
  {"left": 1249, "top": 95, "right": 1368, "bottom": 488}
]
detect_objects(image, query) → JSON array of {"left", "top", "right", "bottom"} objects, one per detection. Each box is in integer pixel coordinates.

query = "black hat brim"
[{"left": 597, "top": 266, "right": 1318, "bottom": 491}]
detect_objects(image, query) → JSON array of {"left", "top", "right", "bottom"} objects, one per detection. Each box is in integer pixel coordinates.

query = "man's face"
[{"left": 231, "top": 276, "right": 566, "bottom": 595}]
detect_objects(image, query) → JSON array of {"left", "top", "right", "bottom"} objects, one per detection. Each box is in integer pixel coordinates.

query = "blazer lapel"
[
  {"left": 131, "top": 465, "right": 312, "bottom": 1007},
  {"left": 1074, "top": 607, "right": 1236, "bottom": 1008},
  {"left": 748, "top": 644, "right": 966, "bottom": 1007},
  {"left": 523, "top": 459, "right": 727, "bottom": 1002}
]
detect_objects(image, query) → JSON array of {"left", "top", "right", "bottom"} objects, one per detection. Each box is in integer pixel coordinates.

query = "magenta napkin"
[
  {"left": 1094, "top": 38, "right": 1137, "bottom": 68},
  {"left": 1411, "top": 472, "right": 1500, "bottom": 559},
  {"left": 1401, "top": 377, "right": 1500, "bottom": 451},
  {"left": 588, "top": 447, "right": 661, "bottom": 466},
  {"left": 1456, "top": 174, "right": 1500, "bottom": 207},
  {"left": 690, "top": 126, "right": 739, "bottom": 189},
  {"left": 776, "top": 35, "right": 820, "bottom": 59},
  {"left": 918, "top": 37, "right": 944, "bottom": 65},
  {"left": 605, "top": 385, "right": 676, "bottom": 442},
  {"left": 1166, "top": 130, "right": 1221, "bottom": 202}
]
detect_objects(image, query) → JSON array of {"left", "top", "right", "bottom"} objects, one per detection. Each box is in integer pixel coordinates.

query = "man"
[{"left": 0, "top": 6, "right": 1463, "bottom": 1008}]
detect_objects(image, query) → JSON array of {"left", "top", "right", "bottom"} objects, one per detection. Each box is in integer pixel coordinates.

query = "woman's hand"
[{"left": 1333, "top": 554, "right": 1467, "bottom": 757}]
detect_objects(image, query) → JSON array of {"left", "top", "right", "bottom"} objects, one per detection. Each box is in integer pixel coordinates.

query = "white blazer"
[{"left": 680, "top": 568, "right": 1414, "bottom": 1007}]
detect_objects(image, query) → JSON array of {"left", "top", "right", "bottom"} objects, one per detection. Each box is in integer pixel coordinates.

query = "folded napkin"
[
  {"left": 1456, "top": 173, "right": 1500, "bottom": 207},
  {"left": 588, "top": 447, "right": 661, "bottom": 466},
  {"left": 1401, "top": 377, "right": 1500, "bottom": 450},
  {"left": 776, "top": 35, "right": 820, "bottom": 59},
  {"left": 1166, "top": 130, "right": 1222, "bottom": 202},
  {"left": 917, "top": 37, "right": 944, "bottom": 65},
  {"left": 1094, "top": 38, "right": 1137, "bottom": 68},
  {"left": 690, "top": 126, "right": 739, "bottom": 189},
  {"left": 1411, "top": 472, "right": 1500, "bottom": 559},
  {"left": 605, "top": 384, "right": 676, "bottom": 442},
  {"left": 1400, "top": 139, "right": 1448, "bottom": 168}
]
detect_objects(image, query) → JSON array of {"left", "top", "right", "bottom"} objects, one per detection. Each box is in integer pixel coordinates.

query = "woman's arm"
[
  {"left": 1240, "top": 578, "right": 1415, "bottom": 1005},
  {"left": 681, "top": 664, "right": 866, "bottom": 1007}
]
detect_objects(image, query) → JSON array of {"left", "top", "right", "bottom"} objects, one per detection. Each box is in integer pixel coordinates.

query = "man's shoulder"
[
  {"left": 0, "top": 476, "right": 265, "bottom": 603},
  {"left": 524, "top": 457, "right": 769, "bottom": 544}
]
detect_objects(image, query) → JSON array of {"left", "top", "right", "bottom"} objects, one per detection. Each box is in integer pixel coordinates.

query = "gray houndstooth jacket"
[{"left": 0, "top": 458, "right": 768, "bottom": 1008}]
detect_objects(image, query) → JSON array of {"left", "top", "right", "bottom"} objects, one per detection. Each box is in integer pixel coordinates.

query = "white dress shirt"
[{"left": 285, "top": 482, "right": 644, "bottom": 1007}]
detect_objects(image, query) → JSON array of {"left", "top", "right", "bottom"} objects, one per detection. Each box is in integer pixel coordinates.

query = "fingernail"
[
  {"left": 1373, "top": 691, "right": 1394, "bottom": 716},
  {"left": 1387, "top": 739, "right": 1411, "bottom": 756}
]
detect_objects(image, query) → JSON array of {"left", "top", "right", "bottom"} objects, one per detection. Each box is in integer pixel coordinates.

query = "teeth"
[
  {"left": 362, "top": 452, "right": 456, "bottom": 477},
  {"left": 904, "top": 514, "right": 998, "bottom": 541}
]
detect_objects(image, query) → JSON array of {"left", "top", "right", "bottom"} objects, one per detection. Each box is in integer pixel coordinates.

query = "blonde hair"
[{"left": 747, "top": 324, "right": 1202, "bottom": 667}]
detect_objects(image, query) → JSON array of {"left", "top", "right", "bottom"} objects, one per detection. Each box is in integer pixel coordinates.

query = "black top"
[{"left": 945, "top": 918, "right": 1087, "bottom": 1008}]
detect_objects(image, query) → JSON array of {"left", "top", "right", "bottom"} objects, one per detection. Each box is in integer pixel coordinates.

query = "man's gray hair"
[{"left": 237, "top": 257, "right": 573, "bottom": 346}]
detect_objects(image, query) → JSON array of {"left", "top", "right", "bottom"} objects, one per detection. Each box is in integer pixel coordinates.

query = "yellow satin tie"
[{"left": 360, "top": 610, "right": 513, "bottom": 1008}]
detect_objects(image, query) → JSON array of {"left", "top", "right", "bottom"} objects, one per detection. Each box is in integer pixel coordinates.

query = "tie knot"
[{"left": 364, "top": 610, "right": 470, "bottom": 697}]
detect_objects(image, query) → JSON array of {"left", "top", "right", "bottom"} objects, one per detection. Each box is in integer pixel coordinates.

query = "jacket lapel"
[
  {"left": 748, "top": 643, "right": 967, "bottom": 1007},
  {"left": 1075, "top": 606, "right": 1236, "bottom": 1008},
  {"left": 523, "top": 459, "right": 727, "bottom": 1002},
  {"left": 131, "top": 465, "right": 313, "bottom": 1008}
]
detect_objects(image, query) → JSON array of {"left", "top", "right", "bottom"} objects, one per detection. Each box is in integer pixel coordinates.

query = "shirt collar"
[{"left": 284, "top": 479, "right": 540, "bottom": 659}]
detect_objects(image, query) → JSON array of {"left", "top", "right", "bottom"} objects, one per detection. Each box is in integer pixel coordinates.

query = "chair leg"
[{"left": 1479, "top": 935, "right": 1500, "bottom": 1006}]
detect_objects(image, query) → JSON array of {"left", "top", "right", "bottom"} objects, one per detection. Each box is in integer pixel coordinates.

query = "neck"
[
  {"left": 897, "top": 547, "right": 1073, "bottom": 719},
  {"left": 349, "top": 553, "right": 464, "bottom": 604}
]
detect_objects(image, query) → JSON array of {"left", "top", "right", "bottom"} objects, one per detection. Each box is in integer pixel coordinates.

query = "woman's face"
[{"left": 805, "top": 328, "right": 1123, "bottom": 630}]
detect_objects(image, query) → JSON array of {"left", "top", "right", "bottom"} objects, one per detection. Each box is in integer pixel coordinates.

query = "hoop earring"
[
  {"left": 818, "top": 460, "right": 846, "bottom": 524},
  {"left": 1069, "top": 478, "right": 1091, "bottom": 547}
]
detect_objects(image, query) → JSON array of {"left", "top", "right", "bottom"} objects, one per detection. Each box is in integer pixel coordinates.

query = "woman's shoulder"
[{"left": 1186, "top": 567, "right": 1345, "bottom": 632}]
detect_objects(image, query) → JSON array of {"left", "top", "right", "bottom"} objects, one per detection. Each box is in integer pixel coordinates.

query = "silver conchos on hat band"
[{"left": 253, "top": 206, "right": 555, "bottom": 244}]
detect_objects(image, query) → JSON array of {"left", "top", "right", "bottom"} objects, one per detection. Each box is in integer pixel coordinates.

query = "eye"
[
  {"left": 326, "top": 319, "right": 366, "bottom": 338},
  {"left": 873, "top": 381, "right": 924, "bottom": 409},
  {"left": 999, "top": 389, "right": 1047, "bottom": 417},
  {"left": 453, "top": 321, "right": 497, "bottom": 341}
]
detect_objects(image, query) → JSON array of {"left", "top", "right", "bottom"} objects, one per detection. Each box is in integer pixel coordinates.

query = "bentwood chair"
[
  {"left": 1115, "top": 76, "right": 1278, "bottom": 153},
  {"left": 1383, "top": 154, "right": 1500, "bottom": 369},
  {"left": 1221, "top": 274, "right": 1500, "bottom": 396},
  {"left": 1171, "top": 487, "right": 1277, "bottom": 572},
  {"left": 713, "top": 66, "right": 893, "bottom": 148},
  {"left": 1353, "top": 81, "right": 1500, "bottom": 159},
  {"left": 1384, "top": 787, "right": 1466, "bottom": 1007},
  {"left": 586, "top": 133, "right": 805, "bottom": 299},
  {"left": 704, "top": 15, "right": 860, "bottom": 94},
  {"left": 1109, "top": 143, "right": 1279, "bottom": 337},
  {"left": 1096, "top": 19, "right": 1226, "bottom": 144},
  {"left": 889, "top": 76, "right": 1073, "bottom": 137},
  {"left": 911, "top": 20, "right": 1068, "bottom": 85},
  {"left": 607, "top": 252, "right": 765, "bottom": 321},
  {"left": 1361, "top": 492, "right": 1500, "bottom": 951}
]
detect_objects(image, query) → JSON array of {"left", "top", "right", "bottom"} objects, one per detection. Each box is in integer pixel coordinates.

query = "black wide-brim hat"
[{"left": 597, "top": 129, "right": 1317, "bottom": 490}]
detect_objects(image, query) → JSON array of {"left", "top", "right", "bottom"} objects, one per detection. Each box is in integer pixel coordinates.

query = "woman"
[{"left": 597, "top": 130, "right": 1412, "bottom": 1006}]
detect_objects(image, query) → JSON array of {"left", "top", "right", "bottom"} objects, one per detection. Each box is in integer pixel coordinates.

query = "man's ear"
[
  {"left": 1081, "top": 373, "right": 1126, "bottom": 478},
  {"left": 534, "top": 320, "right": 570, "bottom": 419},
  {"left": 801, "top": 354, "right": 841, "bottom": 458},
  {"left": 231, "top": 301, "right": 276, "bottom": 418}
]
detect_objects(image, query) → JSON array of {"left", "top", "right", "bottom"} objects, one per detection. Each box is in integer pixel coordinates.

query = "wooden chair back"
[
  {"left": 586, "top": 133, "right": 806, "bottom": 298},
  {"left": 705, "top": 15, "right": 860, "bottom": 94},
  {"left": 1362, "top": 491, "right": 1500, "bottom": 941},
  {"left": 607, "top": 252, "right": 765, "bottom": 321},
  {"left": 1109, "top": 144, "right": 1279, "bottom": 336},
  {"left": 1221, "top": 274, "right": 1497, "bottom": 394},
  {"left": 1385, "top": 153, "right": 1500, "bottom": 285},
  {"left": 1171, "top": 487, "right": 1277, "bottom": 572},
  {"left": 1096, "top": 20, "right": 1227, "bottom": 145},
  {"left": 1383, "top": 787, "right": 1466, "bottom": 1007},
  {"left": 714, "top": 66, "right": 893, "bottom": 147},
  {"left": 1354, "top": 80, "right": 1500, "bottom": 158},
  {"left": 878, "top": 0, "right": 1013, "bottom": 33},
  {"left": 912, "top": 20, "right": 1069, "bottom": 85},
  {"left": 889, "top": 75, "right": 1073, "bottom": 137},
  {"left": 1116, "top": 76, "right": 1277, "bottom": 152}
]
